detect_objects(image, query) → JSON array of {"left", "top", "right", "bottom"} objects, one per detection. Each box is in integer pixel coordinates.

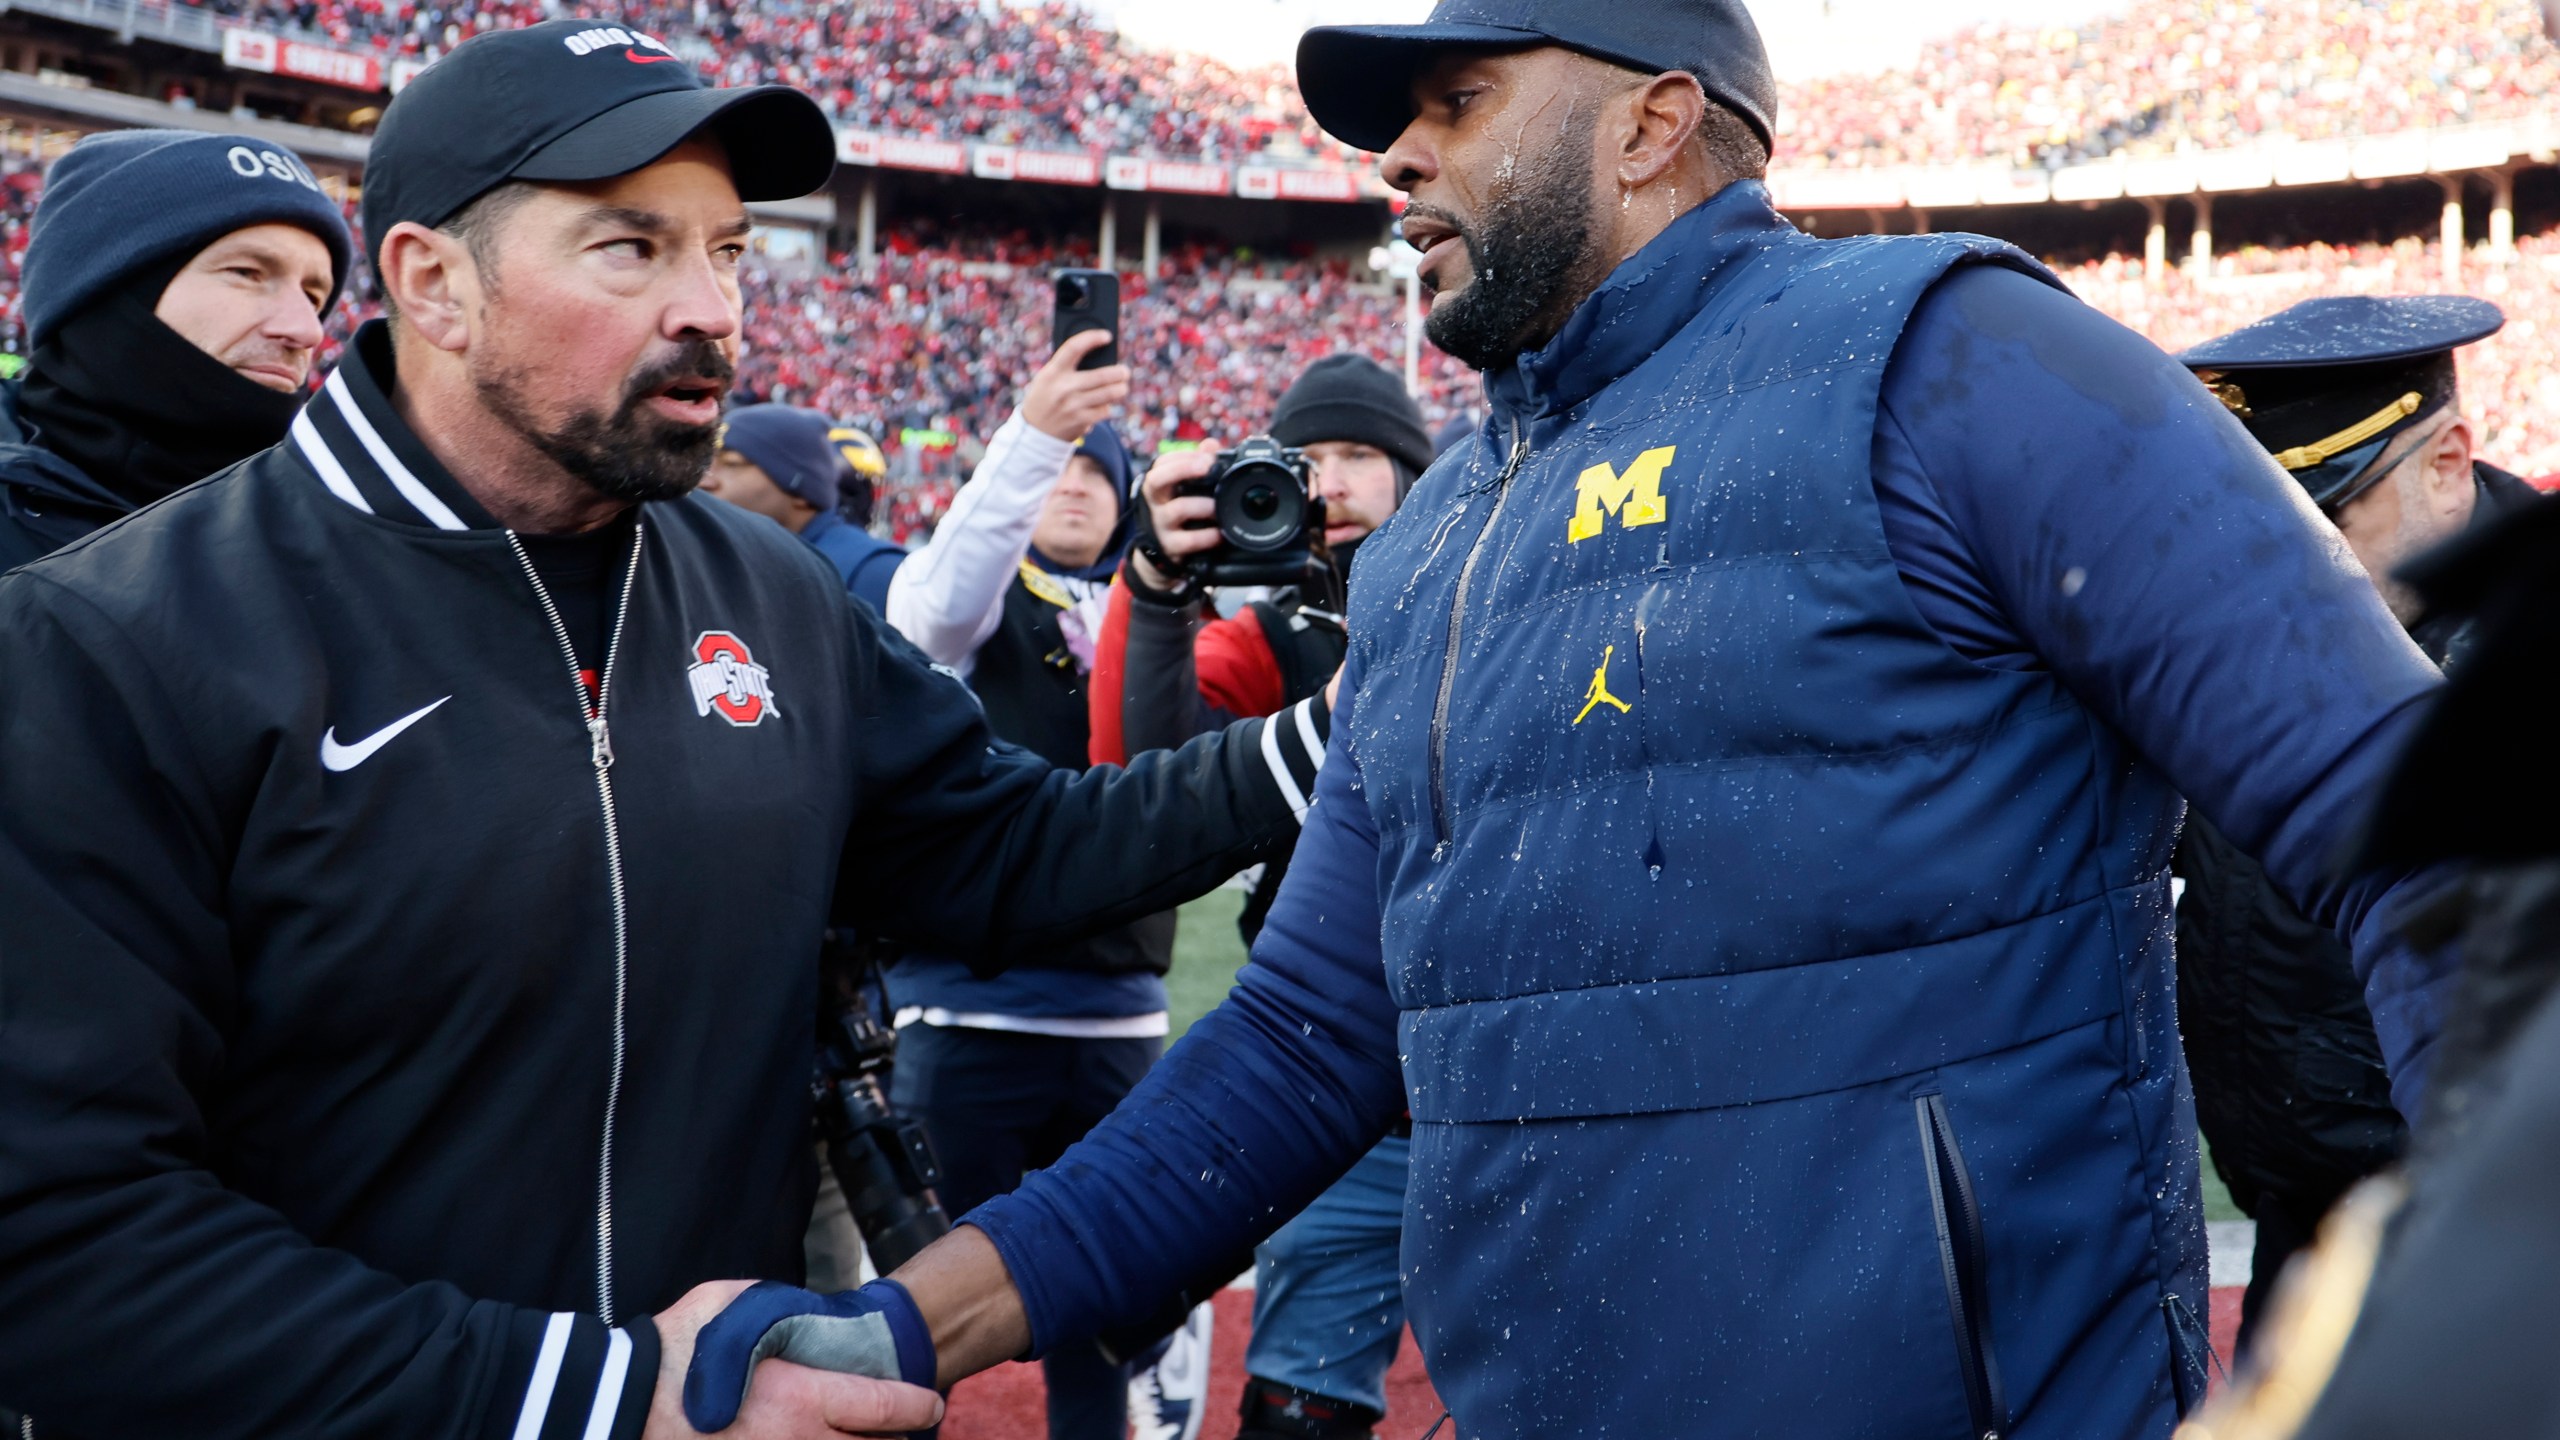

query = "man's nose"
[
  {"left": 269, "top": 297, "right": 327, "bottom": 352},
  {"left": 663, "top": 247, "right": 742, "bottom": 342},
  {"left": 1380, "top": 120, "right": 1439, "bottom": 194}
]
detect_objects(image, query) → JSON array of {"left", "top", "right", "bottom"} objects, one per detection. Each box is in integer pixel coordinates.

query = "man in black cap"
[
  {"left": 1090, "top": 354, "right": 1432, "bottom": 1440},
  {"left": 0, "top": 20, "right": 1327, "bottom": 1440},
  {"left": 2171, "top": 294, "right": 2542, "bottom": 1356},
  {"left": 0, "top": 128, "right": 352, "bottom": 569},
  {"left": 694, "top": 7, "right": 2462, "bottom": 1438}
]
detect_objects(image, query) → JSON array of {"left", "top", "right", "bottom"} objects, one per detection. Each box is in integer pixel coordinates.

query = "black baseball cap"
[
  {"left": 362, "top": 19, "right": 835, "bottom": 267},
  {"left": 1296, "top": 0, "right": 1777, "bottom": 155}
]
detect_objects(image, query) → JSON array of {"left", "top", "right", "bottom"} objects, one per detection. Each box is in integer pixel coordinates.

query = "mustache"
[{"left": 622, "top": 340, "right": 736, "bottom": 408}]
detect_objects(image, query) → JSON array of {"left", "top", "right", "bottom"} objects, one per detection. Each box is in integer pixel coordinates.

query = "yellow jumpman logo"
[{"left": 1575, "top": 645, "right": 1633, "bottom": 725}]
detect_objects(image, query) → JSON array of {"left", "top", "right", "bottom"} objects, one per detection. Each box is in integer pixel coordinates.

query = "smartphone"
[{"left": 1051, "top": 268, "right": 1120, "bottom": 370}]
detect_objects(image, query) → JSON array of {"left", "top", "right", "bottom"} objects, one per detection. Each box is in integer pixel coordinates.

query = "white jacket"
[{"left": 884, "top": 409, "right": 1076, "bottom": 676}]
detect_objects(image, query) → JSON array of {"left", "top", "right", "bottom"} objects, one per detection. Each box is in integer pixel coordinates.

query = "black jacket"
[
  {"left": 0, "top": 325, "right": 1313, "bottom": 1440},
  {"left": 0, "top": 375, "right": 128, "bottom": 571},
  {"left": 2173, "top": 461, "right": 2542, "bottom": 1224}
]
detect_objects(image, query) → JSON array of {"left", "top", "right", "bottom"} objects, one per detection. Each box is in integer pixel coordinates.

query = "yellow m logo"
[{"left": 1567, "top": 446, "right": 1675, "bottom": 543}]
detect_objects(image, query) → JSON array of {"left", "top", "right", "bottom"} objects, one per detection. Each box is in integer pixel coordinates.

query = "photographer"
[
  {"left": 1089, "top": 354, "right": 1430, "bottom": 1440},
  {"left": 883, "top": 330, "right": 1295, "bottom": 1440}
]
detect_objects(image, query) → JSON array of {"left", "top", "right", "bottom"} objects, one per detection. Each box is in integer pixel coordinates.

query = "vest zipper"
[
  {"left": 1427, "top": 420, "right": 1529, "bottom": 852},
  {"left": 506, "top": 521, "right": 645, "bottom": 1322}
]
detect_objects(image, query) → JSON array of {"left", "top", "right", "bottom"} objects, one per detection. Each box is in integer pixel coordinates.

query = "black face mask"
[{"left": 20, "top": 275, "right": 309, "bottom": 510}]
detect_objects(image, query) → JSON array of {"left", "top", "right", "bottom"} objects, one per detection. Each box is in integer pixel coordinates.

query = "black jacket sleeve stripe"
[
  {"left": 477, "top": 1312, "right": 658, "bottom": 1440},
  {"left": 1254, "top": 697, "right": 1331, "bottom": 822}
]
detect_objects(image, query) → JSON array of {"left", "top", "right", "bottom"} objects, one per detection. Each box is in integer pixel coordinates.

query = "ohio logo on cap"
[{"left": 686, "top": 631, "right": 777, "bottom": 727}]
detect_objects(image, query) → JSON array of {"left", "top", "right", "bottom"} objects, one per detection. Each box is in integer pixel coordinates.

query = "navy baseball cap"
[
  {"left": 722, "top": 404, "right": 841, "bottom": 509},
  {"left": 362, "top": 19, "right": 834, "bottom": 267},
  {"left": 1297, "top": 0, "right": 1777, "bottom": 154},
  {"left": 2179, "top": 295, "right": 2505, "bottom": 509}
]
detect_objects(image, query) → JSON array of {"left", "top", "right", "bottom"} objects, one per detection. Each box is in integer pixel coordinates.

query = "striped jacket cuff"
[
  {"left": 1252, "top": 695, "right": 1331, "bottom": 825},
  {"left": 482, "top": 1310, "right": 660, "bottom": 1440}
]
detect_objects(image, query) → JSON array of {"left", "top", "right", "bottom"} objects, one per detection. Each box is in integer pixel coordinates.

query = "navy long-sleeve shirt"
[{"left": 967, "top": 259, "right": 2450, "bottom": 1354}]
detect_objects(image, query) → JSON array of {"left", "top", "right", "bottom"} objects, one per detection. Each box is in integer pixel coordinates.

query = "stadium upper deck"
[{"left": 5, "top": 0, "right": 2551, "bottom": 180}]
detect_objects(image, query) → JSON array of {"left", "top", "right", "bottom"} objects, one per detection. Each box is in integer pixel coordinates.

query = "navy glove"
[{"left": 682, "top": 1278, "right": 939, "bottom": 1433}]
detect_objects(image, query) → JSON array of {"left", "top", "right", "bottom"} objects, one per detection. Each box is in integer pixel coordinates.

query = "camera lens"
[
  {"left": 1216, "top": 460, "right": 1307, "bottom": 551},
  {"left": 1060, "top": 278, "right": 1088, "bottom": 306}
]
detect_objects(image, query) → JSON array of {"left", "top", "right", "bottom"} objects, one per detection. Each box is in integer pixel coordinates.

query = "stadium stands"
[
  {"left": 202, "top": 0, "right": 1364, "bottom": 165},
  {"left": 1779, "top": 0, "right": 2560, "bottom": 170},
  {"left": 167, "top": 0, "right": 2560, "bottom": 176},
  {"left": 732, "top": 221, "right": 1480, "bottom": 540}
]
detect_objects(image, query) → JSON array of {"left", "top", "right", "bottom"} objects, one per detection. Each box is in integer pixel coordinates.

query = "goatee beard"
[
  {"left": 478, "top": 339, "right": 735, "bottom": 505},
  {"left": 1420, "top": 111, "right": 1605, "bottom": 373}
]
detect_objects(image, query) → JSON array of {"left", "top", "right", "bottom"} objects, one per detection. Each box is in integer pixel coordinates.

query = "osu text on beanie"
[{"left": 22, "top": 129, "right": 354, "bottom": 349}]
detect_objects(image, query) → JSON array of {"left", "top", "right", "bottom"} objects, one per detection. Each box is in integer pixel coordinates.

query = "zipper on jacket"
[
  {"left": 1915, "top": 1092, "right": 2005, "bottom": 1440},
  {"left": 507, "top": 522, "right": 645, "bottom": 1321},
  {"left": 1426, "top": 420, "right": 1529, "bottom": 853}
]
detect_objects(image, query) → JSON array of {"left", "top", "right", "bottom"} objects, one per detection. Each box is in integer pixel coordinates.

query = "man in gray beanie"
[{"left": 0, "top": 128, "right": 353, "bottom": 569}]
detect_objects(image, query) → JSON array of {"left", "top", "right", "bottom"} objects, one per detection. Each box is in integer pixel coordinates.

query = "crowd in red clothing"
[
  {"left": 183, "top": 0, "right": 2560, "bottom": 175},
  {"left": 2065, "top": 232, "right": 2560, "bottom": 478},
  {"left": 1780, "top": 0, "right": 2560, "bottom": 171},
  {"left": 731, "top": 221, "right": 1478, "bottom": 541},
  {"left": 206, "top": 0, "right": 1362, "bottom": 165}
]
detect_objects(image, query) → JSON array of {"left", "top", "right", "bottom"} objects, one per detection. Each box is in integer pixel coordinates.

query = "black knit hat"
[
  {"left": 23, "top": 129, "right": 355, "bottom": 348},
  {"left": 1270, "top": 355, "right": 1434, "bottom": 476}
]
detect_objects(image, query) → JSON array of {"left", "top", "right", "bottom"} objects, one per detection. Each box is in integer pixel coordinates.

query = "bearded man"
[
  {"left": 671, "top": 4, "right": 2463, "bottom": 1439},
  {"left": 0, "top": 20, "right": 1332, "bottom": 1439}
]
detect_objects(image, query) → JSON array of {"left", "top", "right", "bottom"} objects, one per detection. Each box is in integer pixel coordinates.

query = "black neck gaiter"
[{"left": 21, "top": 278, "right": 307, "bottom": 509}]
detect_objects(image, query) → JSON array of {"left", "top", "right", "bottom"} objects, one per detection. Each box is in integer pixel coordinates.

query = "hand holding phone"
[{"left": 1052, "top": 269, "right": 1120, "bottom": 370}]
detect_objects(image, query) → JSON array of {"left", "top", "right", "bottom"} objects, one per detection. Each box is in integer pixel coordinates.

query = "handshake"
[{"left": 651, "top": 1278, "right": 944, "bottom": 1439}]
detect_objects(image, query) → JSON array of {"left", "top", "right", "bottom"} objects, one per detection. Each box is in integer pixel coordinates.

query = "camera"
[
  {"left": 1175, "top": 436, "right": 1322, "bottom": 587},
  {"left": 814, "top": 933, "right": 950, "bottom": 1276}
]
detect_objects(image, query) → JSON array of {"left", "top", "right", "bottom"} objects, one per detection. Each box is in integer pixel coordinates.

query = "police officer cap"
[
  {"left": 2178, "top": 295, "right": 2505, "bottom": 510},
  {"left": 1297, "top": 0, "right": 1777, "bottom": 155}
]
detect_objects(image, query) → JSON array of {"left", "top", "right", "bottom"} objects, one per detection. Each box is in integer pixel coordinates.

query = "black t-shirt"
[{"left": 515, "top": 514, "right": 633, "bottom": 692}]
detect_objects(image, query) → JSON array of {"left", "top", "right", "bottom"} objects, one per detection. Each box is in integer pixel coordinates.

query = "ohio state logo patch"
[{"left": 686, "top": 631, "right": 778, "bottom": 727}]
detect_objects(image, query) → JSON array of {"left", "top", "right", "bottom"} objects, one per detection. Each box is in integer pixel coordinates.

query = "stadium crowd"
[
  {"left": 729, "top": 221, "right": 1478, "bottom": 541},
  {"left": 208, "top": 0, "right": 1362, "bottom": 164},
  {"left": 1781, "top": 0, "right": 2560, "bottom": 170},
  {"left": 172, "top": 0, "right": 2560, "bottom": 178}
]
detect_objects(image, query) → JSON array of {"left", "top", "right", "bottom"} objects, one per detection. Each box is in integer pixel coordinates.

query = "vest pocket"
[{"left": 1915, "top": 1091, "right": 2007, "bottom": 1440}]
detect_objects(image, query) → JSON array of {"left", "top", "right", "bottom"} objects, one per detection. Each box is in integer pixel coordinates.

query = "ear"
[
  {"left": 378, "top": 220, "right": 478, "bottom": 355},
  {"left": 1618, "top": 71, "right": 1708, "bottom": 190},
  {"left": 2428, "top": 415, "right": 2476, "bottom": 509}
]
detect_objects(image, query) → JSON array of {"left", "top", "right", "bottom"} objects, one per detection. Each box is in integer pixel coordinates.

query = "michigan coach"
[
  {"left": 0, "top": 21, "right": 1327, "bottom": 1439},
  {"left": 703, "top": 4, "right": 2471, "bottom": 1439}
]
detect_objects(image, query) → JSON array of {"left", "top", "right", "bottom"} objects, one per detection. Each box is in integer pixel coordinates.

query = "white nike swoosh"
[{"left": 319, "top": 696, "right": 452, "bottom": 772}]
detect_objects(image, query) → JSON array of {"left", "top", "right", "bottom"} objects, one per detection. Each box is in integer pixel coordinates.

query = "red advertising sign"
[
  {"left": 1014, "top": 150, "right": 1101, "bottom": 186},
  {"left": 221, "top": 28, "right": 277, "bottom": 72},
  {"left": 1276, "top": 169, "right": 1363, "bottom": 202},
  {"left": 1143, "top": 160, "right": 1228, "bottom": 196},
  {"left": 1235, "top": 167, "right": 1279, "bottom": 201},
  {"left": 222, "top": 27, "right": 381, "bottom": 90},
  {"left": 277, "top": 39, "right": 382, "bottom": 91},
  {"left": 876, "top": 135, "right": 967, "bottom": 174}
]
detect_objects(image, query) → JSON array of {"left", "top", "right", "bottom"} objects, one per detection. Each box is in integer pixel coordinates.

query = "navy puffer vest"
[{"left": 1343, "top": 183, "right": 2207, "bottom": 1439}]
